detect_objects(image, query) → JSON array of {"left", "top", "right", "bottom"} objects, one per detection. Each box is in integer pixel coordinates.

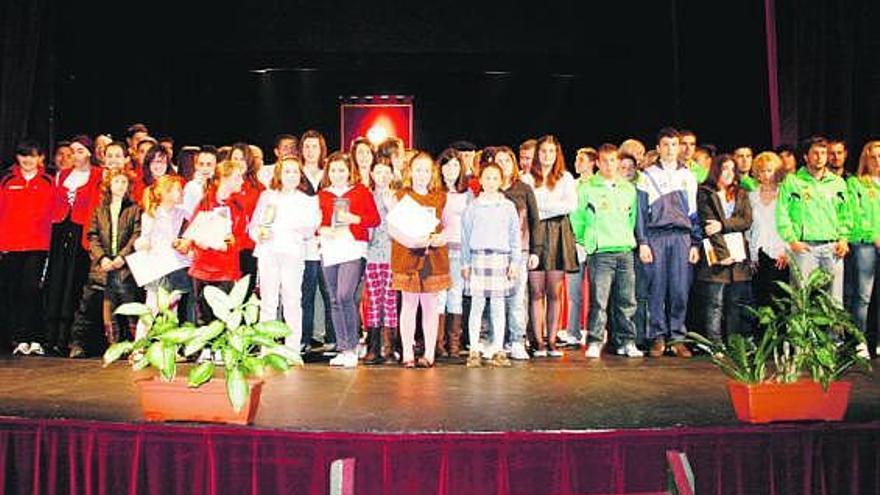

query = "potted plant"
[
  {"left": 689, "top": 262, "right": 871, "bottom": 423},
  {"left": 103, "top": 275, "right": 302, "bottom": 424}
]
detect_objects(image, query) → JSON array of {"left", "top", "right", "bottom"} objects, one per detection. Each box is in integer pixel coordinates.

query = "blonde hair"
[
  {"left": 271, "top": 156, "right": 309, "bottom": 193},
  {"left": 402, "top": 151, "right": 442, "bottom": 193},
  {"left": 752, "top": 151, "right": 784, "bottom": 185},
  {"left": 857, "top": 141, "right": 880, "bottom": 178},
  {"left": 144, "top": 175, "right": 183, "bottom": 216}
]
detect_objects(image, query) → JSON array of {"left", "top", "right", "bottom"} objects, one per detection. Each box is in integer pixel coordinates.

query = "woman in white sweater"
[
  {"left": 249, "top": 157, "right": 321, "bottom": 352},
  {"left": 528, "top": 135, "right": 579, "bottom": 357}
]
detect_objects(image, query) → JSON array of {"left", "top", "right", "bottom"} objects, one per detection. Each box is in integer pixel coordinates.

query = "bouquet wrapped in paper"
[{"left": 386, "top": 195, "right": 440, "bottom": 249}]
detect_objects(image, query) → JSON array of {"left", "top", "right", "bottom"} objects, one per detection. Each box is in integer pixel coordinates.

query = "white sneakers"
[
  {"left": 585, "top": 343, "right": 602, "bottom": 358},
  {"left": 329, "top": 351, "right": 358, "bottom": 368},
  {"left": 616, "top": 342, "right": 644, "bottom": 358},
  {"left": 509, "top": 342, "right": 530, "bottom": 360},
  {"left": 856, "top": 343, "right": 870, "bottom": 359},
  {"left": 12, "top": 342, "right": 43, "bottom": 356}
]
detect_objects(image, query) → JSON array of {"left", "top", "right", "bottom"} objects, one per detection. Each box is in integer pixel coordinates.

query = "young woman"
[
  {"left": 45, "top": 136, "right": 103, "bottom": 356},
  {"left": 377, "top": 137, "right": 406, "bottom": 188},
  {"left": 748, "top": 152, "right": 789, "bottom": 312},
  {"left": 229, "top": 142, "right": 261, "bottom": 295},
  {"left": 436, "top": 148, "right": 470, "bottom": 358},
  {"left": 496, "top": 146, "right": 542, "bottom": 360},
  {"left": 696, "top": 154, "right": 753, "bottom": 344},
  {"left": 133, "top": 145, "right": 172, "bottom": 205},
  {"left": 317, "top": 152, "right": 380, "bottom": 367},
  {"left": 249, "top": 157, "right": 321, "bottom": 353},
  {"left": 528, "top": 135, "right": 579, "bottom": 357},
  {"left": 461, "top": 163, "right": 521, "bottom": 367},
  {"left": 188, "top": 160, "right": 247, "bottom": 326},
  {"left": 362, "top": 159, "right": 398, "bottom": 364},
  {"left": 0, "top": 141, "right": 56, "bottom": 355},
  {"left": 845, "top": 141, "right": 880, "bottom": 357},
  {"left": 69, "top": 169, "right": 142, "bottom": 358},
  {"left": 299, "top": 130, "right": 335, "bottom": 351},
  {"left": 351, "top": 137, "right": 375, "bottom": 189},
  {"left": 134, "top": 175, "right": 193, "bottom": 335},
  {"left": 390, "top": 151, "right": 451, "bottom": 367}
]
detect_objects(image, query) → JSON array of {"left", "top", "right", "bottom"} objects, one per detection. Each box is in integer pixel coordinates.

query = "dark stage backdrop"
[
  {"left": 775, "top": 0, "right": 880, "bottom": 160},
  {"left": 1, "top": 1, "right": 775, "bottom": 164}
]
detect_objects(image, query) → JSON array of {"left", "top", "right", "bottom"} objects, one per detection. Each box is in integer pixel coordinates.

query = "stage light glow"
[{"left": 366, "top": 121, "right": 390, "bottom": 145}]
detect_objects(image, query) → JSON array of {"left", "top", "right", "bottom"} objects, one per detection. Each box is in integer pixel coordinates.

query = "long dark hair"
[
  {"left": 141, "top": 145, "right": 172, "bottom": 186},
  {"left": 437, "top": 148, "right": 468, "bottom": 193},
  {"left": 709, "top": 153, "right": 740, "bottom": 201}
]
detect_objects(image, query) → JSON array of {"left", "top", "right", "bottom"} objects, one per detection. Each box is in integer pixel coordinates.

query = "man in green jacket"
[
  {"left": 570, "top": 143, "right": 643, "bottom": 358},
  {"left": 776, "top": 137, "right": 851, "bottom": 302}
]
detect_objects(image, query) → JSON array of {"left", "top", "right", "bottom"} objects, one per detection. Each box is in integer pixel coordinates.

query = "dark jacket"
[
  {"left": 87, "top": 198, "right": 142, "bottom": 285},
  {"left": 696, "top": 185, "right": 753, "bottom": 283},
  {"left": 503, "top": 179, "right": 545, "bottom": 261}
]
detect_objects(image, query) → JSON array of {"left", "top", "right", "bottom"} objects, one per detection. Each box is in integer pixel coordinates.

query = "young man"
[
  {"left": 0, "top": 141, "right": 56, "bottom": 355},
  {"left": 828, "top": 139, "right": 848, "bottom": 177},
  {"left": 733, "top": 146, "right": 757, "bottom": 192},
  {"left": 776, "top": 137, "right": 850, "bottom": 303},
  {"left": 635, "top": 128, "right": 700, "bottom": 358},
  {"left": 518, "top": 139, "right": 537, "bottom": 178},
  {"left": 571, "top": 144, "right": 642, "bottom": 358},
  {"left": 678, "top": 130, "right": 708, "bottom": 184},
  {"left": 260, "top": 134, "right": 298, "bottom": 188}
]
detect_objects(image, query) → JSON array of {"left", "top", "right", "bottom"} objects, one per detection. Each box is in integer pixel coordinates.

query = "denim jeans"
[
  {"left": 565, "top": 262, "right": 587, "bottom": 341},
  {"left": 587, "top": 251, "right": 637, "bottom": 344},
  {"left": 844, "top": 243, "right": 878, "bottom": 333},
  {"left": 503, "top": 256, "right": 529, "bottom": 346},
  {"left": 302, "top": 259, "right": 335, "bottom": 345},
  {"left": 699, "top": 281, "right": 753, "bottom": 344},
  {"left": 790, "top": 242, "right": 844, "bottom": 304},
  {"left": 437, "top": 248, "right": 464, "bottom": 314},
  {"left": 322, "top": 259, "right": 365, "bottom": 352}
]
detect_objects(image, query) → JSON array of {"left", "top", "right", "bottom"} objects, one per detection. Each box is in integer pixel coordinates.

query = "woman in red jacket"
[
  {"left": 317, "top": 152, "right": 380, "bottom": 367},
  {"left": 0, "top": 141, "right": 56, "bottom": 355},
  {"left": 44, "top": 135, "right": 103, "bottom": 356},
  {"left": 187, "top": 160, "right": 247, "bottom": 326},
  {"left": 229, "top": 142, "right": 262, "bottom": 295}
]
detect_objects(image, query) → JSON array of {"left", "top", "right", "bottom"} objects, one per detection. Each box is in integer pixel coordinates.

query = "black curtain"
[
  {"left": 776, "top": 0, "right": 880, "bottom": 155},
  {"left": 0, "top": 0, "right": 51, "bottom": 167}
]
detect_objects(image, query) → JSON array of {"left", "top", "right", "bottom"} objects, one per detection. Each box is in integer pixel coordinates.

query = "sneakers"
[
  {"left": 490, "top": 351, "right": 511, "bottom": 367},
  {"left": 197, "top": 348, "right": 213, "bottom": 363},
  {"left": 876, "top": 345, "right": 880, "bottom": 359},
  {"left": 212, "top": 350, "right": 225, "bottom": 366},
  {"left": 616, "top": 342, "right": 644, "bottom": 358},
  {"left": 532, "top": 349, "right": 548, "bottom": 358},
  {"left": 12, "top": 343, "right": 30, "bottom": 356},
  {"left": 547, "top": 349, "right": 564, "bottom": 357},
  {"left": 584, "top": 342, "right": 602, "bottom": 359},
  {"left": 509, "top": 342, "right": 530, "bottom": 361},
  {"left": 329, "top": 351, "right": 358, "bottom": 368},
  {"left": 28, "top": 343, "right": 45, "bottom": 356},
  {"left": 856, "top": 343, "right": 870, "bottom": 359},
  {"left": 466, "top": 351, "right": 482, "bottom": 368},
  {"left": 68, "top": 345, "right": 86, "bottom": 359},
  {"left": 557, "top": 330, "right": 581, "bottom": 347}
]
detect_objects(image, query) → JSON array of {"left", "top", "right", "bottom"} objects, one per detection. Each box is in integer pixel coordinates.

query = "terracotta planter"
[
  {"left": 727, "top": 379, "right": 851, "bottom": 424},
  {"left": 135, "top": 376, "right": 264, "bottom": 425}
]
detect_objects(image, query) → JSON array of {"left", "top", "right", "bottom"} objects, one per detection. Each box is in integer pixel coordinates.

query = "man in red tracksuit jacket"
[{"left": 0, "top": 141, "right": 56, "bottom": 355}]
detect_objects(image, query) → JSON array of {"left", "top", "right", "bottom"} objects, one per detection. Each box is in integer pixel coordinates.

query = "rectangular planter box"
[
  {"left": 727, "top": 379, "right": 851, "bottom": 424},
  {"left": 136, "top": 376, "right": 263, "bottom": 425}
]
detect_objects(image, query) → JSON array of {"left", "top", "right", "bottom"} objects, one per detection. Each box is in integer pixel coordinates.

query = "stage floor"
[{"left": 1, "top": 353, "right": 878, "bottom": 432}]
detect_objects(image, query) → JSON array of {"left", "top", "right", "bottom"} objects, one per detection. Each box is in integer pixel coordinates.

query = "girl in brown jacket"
[{"left": 390, "top": 152, "right": 451, "bottom": 367}]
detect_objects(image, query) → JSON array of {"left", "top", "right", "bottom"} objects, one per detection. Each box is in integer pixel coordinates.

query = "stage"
[{"left": 1, "top": 354, "right": 879, "bottom": 494}]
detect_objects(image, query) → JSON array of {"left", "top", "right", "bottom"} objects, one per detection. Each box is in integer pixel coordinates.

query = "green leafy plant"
[
  {"left": 103, "top": 275, "right": 302, "bottom": 411},
  {"left": 689, "top": 260, "right": 871, "bottom": 390}
]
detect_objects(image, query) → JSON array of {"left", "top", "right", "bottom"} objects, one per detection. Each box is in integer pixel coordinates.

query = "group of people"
[{"left": 1, "top": 123, "right": 878, "bottom": 369}]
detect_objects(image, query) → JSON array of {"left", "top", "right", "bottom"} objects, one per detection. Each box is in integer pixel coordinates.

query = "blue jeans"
[
  {"left": 699, "top": 281, "right": 753, "bottom": 344},
  {"left": 302, "top": 260, "right": 335, "bottom": 345},
  {"left": 566, "top": 263, "right": 587, "bottom": 341},
  {"left": 790, "top": 242, "right": 844, "bottom": 304},
  {"left": 503, "top": 256, "right": 529, "bottom": 345},
  {"left": 438, "top": 248, "right": 464, "bottom": 314},
  {"left": 322, "top": 259, "right": 365, "bottom": 352},
  {"left": 844, "top": 243, "right": 878, "bottom": 333},
  {"left": 587, "top": 251, "right": 637, "bottom": 344}
]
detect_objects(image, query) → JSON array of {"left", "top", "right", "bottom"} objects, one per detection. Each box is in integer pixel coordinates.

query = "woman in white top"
[
  {"left": 249, "top": 157, "right": 321, "bottom": 353},
  {"left": 748, "top": 152, "right": 789, "bottom": 310},
  {"left": 528, "top": 135, "right": 579, "bottom": 357}
]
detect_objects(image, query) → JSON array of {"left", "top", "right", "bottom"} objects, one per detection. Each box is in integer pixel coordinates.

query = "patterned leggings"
[{"left": 364, "top": 262, "right": 398, "bottom": 328}]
